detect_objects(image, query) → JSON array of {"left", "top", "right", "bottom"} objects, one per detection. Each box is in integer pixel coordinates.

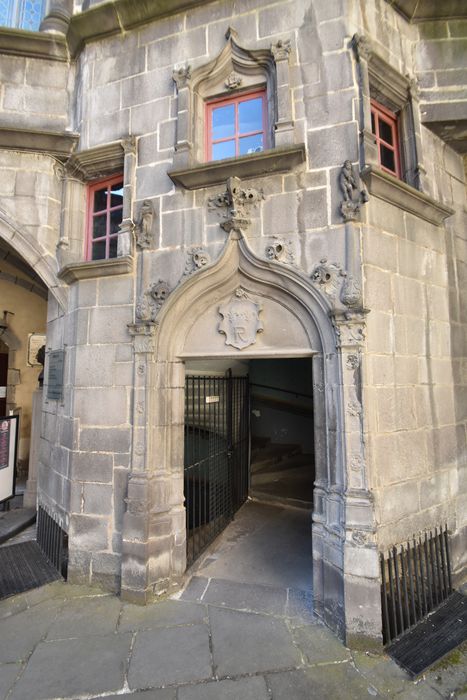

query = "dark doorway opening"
[{"left": 184, "top": 358, "right": 315, "bottom": 577}]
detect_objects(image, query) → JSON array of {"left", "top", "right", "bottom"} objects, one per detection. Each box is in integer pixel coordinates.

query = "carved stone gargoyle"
[{"left": 208, "top": 176, "right": 263, "bottom": 232}]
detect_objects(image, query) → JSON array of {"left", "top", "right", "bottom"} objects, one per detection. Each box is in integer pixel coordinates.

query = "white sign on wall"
[{"left": 0, "top": 415, "right": 18, "bottom": 503}]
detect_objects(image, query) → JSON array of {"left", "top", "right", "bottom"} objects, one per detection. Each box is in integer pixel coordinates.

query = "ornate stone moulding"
[
  {"left": 0, "top": 26, "right": 68, "bottom": 61},
  {"left": 0, "top": 127, "right": 79, "bottom": 158},
  {"left": 57, "top": 255, "right": 133, "bottom": 283},
  {"left": 168, "top": 144, "right": 306, "bottom": 190},
  {"left": 361, "top": 165, "right": 454, "bottom": 226},
  {"left": 66, "top": 140, "right": 125, "bottom": 180}
]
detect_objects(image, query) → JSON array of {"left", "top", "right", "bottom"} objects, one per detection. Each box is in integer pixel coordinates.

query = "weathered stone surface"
[
  {"left": 128, "top": 625, "right": 212, "bottom": 688},
  {"left": 178, "top": 676, "right": 270, "bottom": 700}
]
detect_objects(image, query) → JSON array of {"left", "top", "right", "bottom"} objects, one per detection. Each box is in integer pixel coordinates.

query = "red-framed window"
[
  {"left": 206, "top": 90, "right": 267, "bottom": 162},
  {"left": 371, "top": 99, "right": 401, "bottom": 178},
  {"left": 86, "top": 175, "right": 124, "bottom": 261}
]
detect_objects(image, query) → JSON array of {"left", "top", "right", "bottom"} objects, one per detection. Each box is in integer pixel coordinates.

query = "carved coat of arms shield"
[{"left": 218, "top": 288, "right": 263, "bottom": 350}]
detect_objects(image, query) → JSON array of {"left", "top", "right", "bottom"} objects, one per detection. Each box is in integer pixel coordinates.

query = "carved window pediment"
[{"left": 171, "top": 29, "right": 295, "bottom": 179}]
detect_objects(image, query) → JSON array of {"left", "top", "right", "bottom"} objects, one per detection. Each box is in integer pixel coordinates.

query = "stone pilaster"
[
  {"left": 352, "top": 35, "right": 379, "bottom": 169},
  {"left": 118, "top": 137, "right": 137, "bottom": 258},
  {"left": 120, "top": 322, "right": 156, "bottom": 604},
  {"left": 332, "top": 310, "right": 382, "bottom": 649},
  {"left": 271, "top": 39, "right": 294, "bottom": 147},
  {"left": 23, "top": 388, "right": 42, "bottom": 509},
  {"left": 172, "top": 66, "right": 192, "bottom": 169}
]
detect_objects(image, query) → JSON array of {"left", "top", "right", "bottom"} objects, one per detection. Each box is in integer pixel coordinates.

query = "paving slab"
[
  {"left": 293, "top": 622, "right": 351, "bottom": 664},
  {"left": 178, "top": 675, "right": 270, "bottom": 699},
  {"left": 128, "top": 623, "right": 212, "bottom": 689},
  {"left": 9, "top": 632, "right": 132, "bottom": 700},
  {"left": 209, "top": 605, "right": 301, "bottom": 677},
  {"left": 297, "top": 662, "right": 381, "bottom": 698},
  {"left": 286, "top": 588, "right": 315, "bottom": 623},
  {"left": 91, "top": 690, "right": 176, "bottom": 699},
  {"left": 0, "top": 599, "right": 59, "bottom": 663},
  {"left": 351, "top": 650, "right": 411, "bottom": 695},
  {"left": 0, "top": 663, "right": 21, "bottom": 700},
  {"left": 266, "top": 668, "right": 331, "bottom": 700},
  {"left": 46, "top": 594, "right": 122, "bottom": 639},
  {"left": 119, "top": 599, "right": 206, "bottom": 632},
  {"left": 179, "top": 575, "right": 209, "bottom": 602},
  {"left": 202, "top": 577, "right": 287, "bottom": 615}
]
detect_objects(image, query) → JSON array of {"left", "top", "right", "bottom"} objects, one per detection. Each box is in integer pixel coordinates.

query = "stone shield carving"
[{"left": 218, "top": 288, "right": 263, "bottom": 350}]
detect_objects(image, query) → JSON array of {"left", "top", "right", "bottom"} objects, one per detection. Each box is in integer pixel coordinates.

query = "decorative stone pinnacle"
[
  {"left": 352, "top": 33, "right": 372, "bottom": 61},
  {"left": 271, "top": 38, "right": 292, "bottom": 61},
  {"left": 208, "top": 176, "right": 264, "bottom": 233}
]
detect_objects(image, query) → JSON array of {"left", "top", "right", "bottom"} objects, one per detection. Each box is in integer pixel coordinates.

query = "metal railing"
[
  {"left": 184, "top": 374, "right": 249, "bottom": 567},
  {"left": 36, "top": 506, "right": 68, "bottom": 579},
  {"left": 380, "top": 525, "right": 452, "bottom": 644}
]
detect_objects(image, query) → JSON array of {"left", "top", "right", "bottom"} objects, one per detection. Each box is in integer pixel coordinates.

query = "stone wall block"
[
  {"left": 97, "top": 277, "right": 134, "bottom": 306},
  {"left": 74, "top": 387, "right": 129, "bottom": 427},
  {"left": 147, "top": 27, "right": 207, "bottom": 69},
  {"left": 74, "top": 345, "right": 116, "bottom": 387},
  {"left": 79, "top": 427, "right": 131, "bottom": 453},
  {"left": 258, "top": 1, "right": 306, "bottom": 37},
  {"left": 71, "top": 452, "right": 113, "bottom": 483},
  {"left": 308, "top": 121, "right": 358, "bottom": 168},
  {"left": 93, "top": 49, "right": 146, "bottom": 87},
  {"left": 69, "top": 514, "right": 110, "bottom": 550},
  {"left": 161, "top": 208, "right": 203, "bottom": 248},
  {"left": 379, "top": 481, "right": 420, "bottom": 523},
  {"left": 136, "top": 163, "right": 173, "bottom": 199},
  {"left": 130, "top": 98, "right": 171, "bottom": 135},
  {"left": 82, "top": 482, "right": 113, "bottom": 516},
  {"left": 88, "top": 307, "right": 133, "bottom": 344}
]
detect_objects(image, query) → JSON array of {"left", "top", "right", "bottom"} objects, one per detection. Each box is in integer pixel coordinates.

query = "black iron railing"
[
  {"left": 184, "top": 373, "right": 249, "bottom": 567},
  {"left": 36, "top": 506, "right": 68, "bottom": 579},
  {"left": 380, "top": 525, "right": 452, "bottom": 644}
]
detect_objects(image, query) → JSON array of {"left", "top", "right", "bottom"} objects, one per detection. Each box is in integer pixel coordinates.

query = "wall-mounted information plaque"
[
  {"left": 0, "top": 415, "right": 18, "bottom": 504},
  {"left": 47, "top": 350, "right": 65, "bottom": 401}
]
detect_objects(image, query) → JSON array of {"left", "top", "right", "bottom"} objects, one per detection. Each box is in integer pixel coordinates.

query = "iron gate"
[{"left": 184, "top": 372, "right": 250, "bottom": 567}]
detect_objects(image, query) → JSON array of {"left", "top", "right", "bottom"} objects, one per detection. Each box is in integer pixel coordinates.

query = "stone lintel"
[
  {"left": 67, "top": 140, "right": 125, "bottom": 180},
  {"left": 387, "top": 0, "right": 467, "bottom": 22},
  {"left": 58, "top": 255, "right": 134, "bottom": 283},
  {"left": 361, "top": 165, "right": 454, "bottom": 225},
  {"left": 168, "top": 144, "right": 306, "bottom": 190},
  {"left": 0, "top": 127, "right": 79, "bottom": 157},
  {"left": 0, "top": 26, "right": 68, "bottom": 61},
  {"left": 67, "top": 0, "right": 208, "bottom": 56}
]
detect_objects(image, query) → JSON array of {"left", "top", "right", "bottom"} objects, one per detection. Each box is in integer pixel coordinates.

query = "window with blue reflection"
[
  {"left": 208, "top": 91, "right": 266, "bottom": 162},
  {"left": 0, "top": 0, "right": 46, "bottom": 31}
]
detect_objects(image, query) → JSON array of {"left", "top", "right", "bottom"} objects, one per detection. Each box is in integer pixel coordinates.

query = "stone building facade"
[{"left": 0, "top": 0, "right": 465, "bottom": 647}]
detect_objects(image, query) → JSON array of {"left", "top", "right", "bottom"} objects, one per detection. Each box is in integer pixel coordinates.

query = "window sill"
[
  {"left": 0, "top": 26, "right": 67, "bottom": 61},
  {"left": 361, "top": 165, "right": 454, "bottom": 226},
  {"left": 168, "top": 144, "right": 306, "bottom": 190},
  {"left": 57, "top": 256, "right": 133, "bottom": 284}
]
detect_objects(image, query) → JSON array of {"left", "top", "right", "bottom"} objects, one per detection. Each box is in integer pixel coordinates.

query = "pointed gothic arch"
[
  {"left": 121, "top": 230, "right": 383, "bottom": 643},
  {"left": 0, "top": 207, "right": 66, "bottom": 308}
]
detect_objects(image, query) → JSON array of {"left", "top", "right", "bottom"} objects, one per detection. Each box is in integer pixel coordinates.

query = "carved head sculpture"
[
  {"left": 266, "top": 243, "right": 284, "bottom": 260},
  {"left": 149, "top": 281, "right": 170, "bottom": 304},
  {"left": 193, "top": 250, "right": 210, "bottom": 268}
]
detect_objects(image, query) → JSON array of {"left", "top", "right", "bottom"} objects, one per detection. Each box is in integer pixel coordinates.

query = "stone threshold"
[
  {"left": 58, "top": 255, "right": 134, "bottom": 283},
  {"left": 361, "top": 165, "right": 454, "bottom": 226},
  {"left": 168, "top": 144, "right": 306, "bottom": 190}
]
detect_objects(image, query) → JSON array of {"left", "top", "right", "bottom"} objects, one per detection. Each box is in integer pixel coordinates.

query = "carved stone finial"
[
  {"left": 184, "top": 246, "right": 211, "bottom": 277},
  {"left": 352, "top": 33, "right": 372, "bottom": 62},
  {"left": 136, "top": 279, "right": 171, "bottom": 322},
  {"left": 173, "top": 65, "right": 191, "bottom": 89},
  {"left": 339, "top": 160, "right": 369, "bottom": 222},
  {"left": 208, "top": 176, "right": 264, "bottom": 233},
  {"left": 271, "top": 38, "right": 292, "bottom": 61},
  {"left": 135, "top": 200, "right": 154, "bottom": 250},
  {"left": 218, "top": 287, "right": 263, "bottom": 350},
  {"left": 225, "top": 71, "right": 243, "bottom": 90},
  {"left": 341, "top": 274, "right": 362, "bottom": 309}
]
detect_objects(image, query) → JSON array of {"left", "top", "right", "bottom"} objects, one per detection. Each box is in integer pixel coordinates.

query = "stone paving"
[{"left": 0, "top": 574, "right": 466, "bottom": 700}]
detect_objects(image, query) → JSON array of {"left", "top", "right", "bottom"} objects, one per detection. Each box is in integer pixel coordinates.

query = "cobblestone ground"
[{"left": 0, "top": 574, "right": 466, "bottom": 700}]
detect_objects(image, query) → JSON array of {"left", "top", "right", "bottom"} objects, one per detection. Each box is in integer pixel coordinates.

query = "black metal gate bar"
[
  {"left": 36, "top": 506, "right": 68, "bottom": 579},
  {"left": 380, "top": 524, "right": 452, "bottom": 644},
  {"left": 184, "top": 373, "right": 250, "bottom": 568}
]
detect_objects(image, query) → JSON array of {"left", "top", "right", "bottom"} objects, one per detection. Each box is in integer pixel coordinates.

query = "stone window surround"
[
  {"left": 353, "top": 34, "right": 453, "bottom": 227},
  {"left": 56, "top": 137, "right": 136, "bottom": 281},
  {"left": 169, "top": 29, "right": 304, "bottom": 190}
]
